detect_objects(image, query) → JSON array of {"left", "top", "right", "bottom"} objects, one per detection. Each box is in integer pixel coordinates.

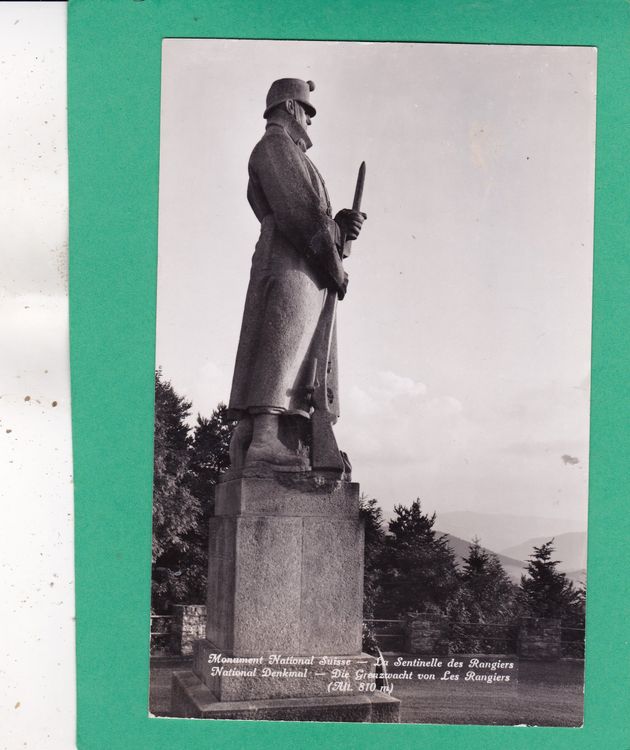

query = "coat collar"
[{"left": 265, "top": 109, "right": 313, "bottom": 152}]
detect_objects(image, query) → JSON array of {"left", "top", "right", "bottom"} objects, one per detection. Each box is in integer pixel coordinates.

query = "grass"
[
  {"left": 149, "top": 655, "right": 192, "bottom": 716},
  {"left": 389, "top": 656, "right": 584, "bottom": 726},
  {"left": 148, "top": 654, "right": 584, "bottom": 726}
]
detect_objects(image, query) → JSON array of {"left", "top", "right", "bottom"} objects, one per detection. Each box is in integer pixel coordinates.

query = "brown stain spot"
[
  {"left": 24, "top": 395, "right": 31, "bottom": 402},
  {"left": 561, "top": 454, "right": 580, "bottom": 465},
  {"left": 15, "top": 701, "right": 20, "bottom": 709},
  {"left": 52, "top": 401, "right": 58, "bottom": 407},
  {"left": 6, "top": 429, "right": 12, "bottom": 433}
]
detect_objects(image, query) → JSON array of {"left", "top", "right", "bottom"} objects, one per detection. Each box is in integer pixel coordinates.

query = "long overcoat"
[{"left": 227, "top": 117, "right": 342, "bottom": 421}]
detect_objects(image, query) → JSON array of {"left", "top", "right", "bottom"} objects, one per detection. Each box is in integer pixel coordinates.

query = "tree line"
[{"left": 152, "top": 372, "right": 585, "bottom": 652}]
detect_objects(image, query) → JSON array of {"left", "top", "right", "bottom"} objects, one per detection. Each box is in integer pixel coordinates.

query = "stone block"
[
  {"left": 517, "top": 617, "right": 562, "bottom": 661},
  {"left": 206, "top": 515, "right": 303, "bottom": 653},
  {"left": 300, "top": 517, "right": 363, "bottom": 654},
  {"left": 171, "top": 670, "right": 401, "bottom": 723},
  {"left": 405, "top": 613, "right": 450, "bottom": 655},
  {"left": 192, "top": 639, "right": 377, "bottom": 701},
  {"left": 188, "top": 475, "right": 394, "bottom": 722},
  {"left": 171, "top": 605, "right": 207, "bottom": 655},
  {"left": 215, "top": 475, "right": 359, "bottom": 518},
  {"left": 206, "top": 478, "right": 364, "bottom": 656}
]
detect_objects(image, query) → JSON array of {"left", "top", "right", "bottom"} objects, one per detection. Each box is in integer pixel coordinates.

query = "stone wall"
[
  {"left": 404, "top": 613, "right": 450, "bottom": 655},
  {"left": 171, "top": 605, "right": 207, "bottom": 656},
  {"left": 167, "top": 608, "right": 563, "bottom": 661},
  {"left": 517, "top": 617, "right": 561, "bottom": 661}
]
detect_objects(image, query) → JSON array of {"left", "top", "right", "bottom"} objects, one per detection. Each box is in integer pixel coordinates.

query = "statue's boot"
[
  {"left": 246, "top": 442, "right": 309, "bottom": 468},
  {"left": 245, "top": 413, "right": 309, "bottom": 469},
  {"left": 228, "top": 416, "right": 253, "bottom": 470}
]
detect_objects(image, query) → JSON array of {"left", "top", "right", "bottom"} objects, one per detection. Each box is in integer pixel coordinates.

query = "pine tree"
[
  {"left": 378, "top": 499, "right": 459, "bottom": 617},
  {"left": 449, "top": 537, "right": 518, "bottom": 652},
  {"left": 151, "top": 371, "right": 201, "bottom": 611},
  {"left": 519, "top": 539, "right": 582, "bottom": 620},
  {"left": 359, "top": 495, "right": 386, "bottom": 653},
  {"left": 459, "top": 537, "right": 517, "bottom": 622}
]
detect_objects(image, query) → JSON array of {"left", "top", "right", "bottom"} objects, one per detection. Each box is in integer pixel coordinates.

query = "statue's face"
[
  {"left": 286, "top": 99, "right": 311, "bottom": 130},
  {"left": 295, "top": 101, "right": 311, "bottom": 129}
]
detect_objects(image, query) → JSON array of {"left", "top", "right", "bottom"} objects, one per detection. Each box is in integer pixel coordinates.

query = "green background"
[{"left": 68, "top": 1, "right": 630, "bottom": 747}]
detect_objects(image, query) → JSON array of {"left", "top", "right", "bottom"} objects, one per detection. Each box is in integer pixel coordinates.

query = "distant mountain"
[
  {"left": 501, "top": 531, "right": 587, "bottom": 573},
  {"left": 438, "top": 531, "right": 587, "bottom": 586},
  {"left": 436, "top": 510, "right": 586, "bottom": 552},
  {"left": 565, "top": 569, "right": 587, "bottom": 587},
  {"left": 437, "top": 531, "right": 526, "bottom": 583}
]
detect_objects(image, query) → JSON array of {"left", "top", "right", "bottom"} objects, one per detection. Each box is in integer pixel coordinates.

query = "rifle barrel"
[
  {"left": 344, "top": 162, "right": 366, "bottom": 258},
  {"left": 352, "top": 161, "right": 366, "bottom": 212}
]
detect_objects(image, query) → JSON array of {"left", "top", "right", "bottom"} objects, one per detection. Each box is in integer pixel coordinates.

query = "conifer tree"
[
  {"left": 460, "top": 537, "right": 516, "bottom": 622},
  {"left": 519, "top": 539, "right": 582, "bottom": 620},
  {"left": 449, "top": 537, "right": 518, "bottom": 652},
  {"left": 151, "top": 371, "right": 200, "bottom": 611},
  {"left": 379, "top": 499, "right": 459, "bottom": 617},
  {"left": 360, "top": 495, "right": 386, "bottom": 652}
]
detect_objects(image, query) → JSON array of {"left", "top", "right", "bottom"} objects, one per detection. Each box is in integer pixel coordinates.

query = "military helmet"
[{"left": 264, "top": 78, "right": 316, "bottom": 118}]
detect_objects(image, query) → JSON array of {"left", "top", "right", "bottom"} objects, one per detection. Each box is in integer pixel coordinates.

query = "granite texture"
[
  {"left": 227, "top": 110, "right": 343, "bottom": 421},
  {"left": 195, "top": 475, "right": 386, "bottom": 719},
  {"left": 206, "top": 515, "right": 303, "bottom": 653},
  {"left": 205, "top": 517, "right": 236, "bottom": 651},
  {"left": 192, "top": 639, "right": 377, "bottom": 702},
  {"left": 517, "top": 617, "right": 562, "bottom": 661},
  {"left": 300, "top": 517, "right": 363, "bottom": 654},
  {"left": 404, "top": 613, "right": 450, "bottom": 655},
  {"left": 171, "top": 670, "right": 401, "bottom": 723},
  {"left": 206, "top": 477, "right": 364, "bottom": 656},
  {"left": 215, "top": 475, "right": 359, "bottom": 517},
  {"left": 170, "top": 605, "right": 206, "bottom": 656}
]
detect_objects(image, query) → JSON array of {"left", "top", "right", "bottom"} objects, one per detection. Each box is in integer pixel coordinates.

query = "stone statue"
[
  {"left": 172, "top": 87, "right": 400, "bottom": 720},
  {"left": 227, "top": 78, "right": 366, "bottom": 473}
]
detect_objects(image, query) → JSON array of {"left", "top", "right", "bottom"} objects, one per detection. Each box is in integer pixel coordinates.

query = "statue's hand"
[
  {"left": 337, "top": 271, "right": 349, "bottom": 301},
  {"left": 335, "top": 209, "right": 367, "bottom": 241}
]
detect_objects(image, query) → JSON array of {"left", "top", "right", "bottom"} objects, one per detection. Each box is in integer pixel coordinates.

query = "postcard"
[{"left": 148, "top": 39, "right": 595, "bottom": 726}]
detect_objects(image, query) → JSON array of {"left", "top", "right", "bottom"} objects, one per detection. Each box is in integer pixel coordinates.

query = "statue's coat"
[{"left": 228, "top": 118, "right": 341, "bottom": 421}]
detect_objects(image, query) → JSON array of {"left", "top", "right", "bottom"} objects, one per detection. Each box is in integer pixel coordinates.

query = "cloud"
[
  {"left": 345, "top": 370, "right": 428, "bottom": 416},
  {"left": 377, "top": 371, "right": 428, "bottom": 398},
  {"left": 335, "top": 367, "right": 589, "bottom": 523},
  {"left": 337, "top": 370, "right": 465, "bottom": 469}
]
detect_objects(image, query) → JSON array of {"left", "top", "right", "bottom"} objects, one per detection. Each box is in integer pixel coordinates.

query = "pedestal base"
[
  {"left": 171, "top": 670, "right": 401, "bottom": 723},
  {"left": 207, "top": 476, "right": 364, "bottom": 655},
  {"left": 193, "top": 640, "right": 380, "bottom": 701},
  {"left": 187, "top": 473, "right": 402, "bottom": 723}
]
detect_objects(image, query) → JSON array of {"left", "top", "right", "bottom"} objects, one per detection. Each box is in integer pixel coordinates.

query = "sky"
[{"left": 156, "top": 39, "right": 596, "bottom": 525}]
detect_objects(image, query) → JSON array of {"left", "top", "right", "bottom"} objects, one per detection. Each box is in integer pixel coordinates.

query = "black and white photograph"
[{"left": 149, "top": 39, "right": 595, "bottom": 725}]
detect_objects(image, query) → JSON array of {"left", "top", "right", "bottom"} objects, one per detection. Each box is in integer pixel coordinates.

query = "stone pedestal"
[
  {"left": 517, "top": 617, "right": 562, "bottom": 661},
  {"left": 172, "top": 473, "right": 400, "bottom": 722},
  {"left": 170, "top": 604, "right": 206, "bottom": 655},
  {"left": 405, "top": 613, "right": 450, "bottom": 655}
]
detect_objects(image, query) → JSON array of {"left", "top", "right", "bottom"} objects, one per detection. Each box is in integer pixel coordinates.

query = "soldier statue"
[{"left": 227, "top": 78, "right": 366, "bottom": 472}]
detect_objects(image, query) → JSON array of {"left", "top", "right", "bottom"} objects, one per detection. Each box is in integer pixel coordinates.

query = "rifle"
[{"left": 309, "top": 162, "right": 366, "bottom": 473}]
